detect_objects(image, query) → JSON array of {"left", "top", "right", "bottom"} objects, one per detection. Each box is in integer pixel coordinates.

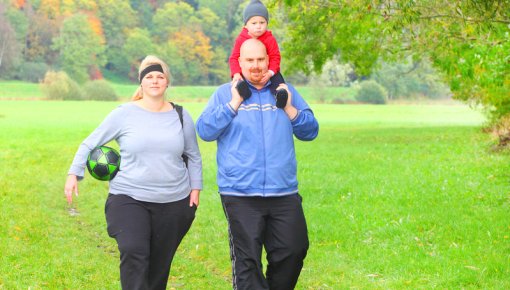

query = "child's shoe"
[
  {"left": 236, "top": 80, "right": 252, "bottom": 100},
  {"left": 275, "top": 89, "right": 288, "bottom": 108}
]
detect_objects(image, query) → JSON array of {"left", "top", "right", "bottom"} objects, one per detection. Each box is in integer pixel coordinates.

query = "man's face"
[{"left": 239, "top": 44, "right": 269, "bottom": 85}]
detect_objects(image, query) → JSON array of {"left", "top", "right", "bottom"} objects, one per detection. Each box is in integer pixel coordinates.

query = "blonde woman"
[{"left": 64, "top": 55, "right": 202, "bottom": 289}]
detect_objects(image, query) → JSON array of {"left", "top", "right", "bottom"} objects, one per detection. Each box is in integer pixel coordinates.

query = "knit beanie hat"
[{"left": 243, "top": 0, "right": 269, "bottom": 24}]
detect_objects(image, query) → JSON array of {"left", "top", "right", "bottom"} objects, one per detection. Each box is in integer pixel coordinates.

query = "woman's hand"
[
  {"left": 64, "top": 175, "right": 79, "bottom": 204},
  {"left": 189, "top": 189, "right": 200, "bottom": 207}
]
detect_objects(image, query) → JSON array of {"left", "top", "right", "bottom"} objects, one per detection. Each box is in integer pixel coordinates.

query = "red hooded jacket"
[{"left": 229, "top": 28, "right": 281, "bottom": 77}]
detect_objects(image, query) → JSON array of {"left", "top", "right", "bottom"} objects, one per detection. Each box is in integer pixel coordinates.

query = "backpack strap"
[
  {"left": 171, "top": 102, "right": 184, "bottom": 128},
  {"left": 170, "top": 102, "right": 188, "bottom": 167}
]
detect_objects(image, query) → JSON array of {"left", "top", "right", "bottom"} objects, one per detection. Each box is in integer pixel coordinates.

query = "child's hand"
[
  {"left": 232, "top": 73, "right": 243, "bottom": 84},
  {"left": 261, "top": 72, "right": 271, "bottom": 84}
]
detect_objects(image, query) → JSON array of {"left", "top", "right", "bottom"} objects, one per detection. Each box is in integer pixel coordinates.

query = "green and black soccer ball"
[{"left": 86, "top": 146, "right": 121, "bottom": 181}]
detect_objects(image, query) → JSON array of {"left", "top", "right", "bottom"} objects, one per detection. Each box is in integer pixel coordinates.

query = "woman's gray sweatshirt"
[{"left": 68, "top": 103, "right": 203, "bottom": 203}]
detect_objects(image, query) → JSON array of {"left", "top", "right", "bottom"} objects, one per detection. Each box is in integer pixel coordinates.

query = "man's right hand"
[
  {"left": 231, "top": 73, "right": 243, "bottom": 84},
  {"left": 235, "top": 79, "right": 252, "bottom": 100},
  {"left": 229, "top": 80, "right": 244, "bottom": 112}
]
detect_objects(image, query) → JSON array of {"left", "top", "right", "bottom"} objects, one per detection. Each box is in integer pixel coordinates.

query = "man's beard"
[{"left": 249, "top": 69, "right": 264, "bottom": 83}]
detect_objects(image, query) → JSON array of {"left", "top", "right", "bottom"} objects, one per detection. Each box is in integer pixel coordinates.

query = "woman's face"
[{"left": 141, "top": 71, "right": 168, "bottom": 98}]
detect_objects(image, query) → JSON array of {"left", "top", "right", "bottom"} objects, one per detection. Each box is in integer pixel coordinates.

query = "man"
[{"left": 196, "top": 39, "right": 319, "bottom": 289}]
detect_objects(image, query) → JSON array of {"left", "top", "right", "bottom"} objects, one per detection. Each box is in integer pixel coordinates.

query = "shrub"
[
  {"left": 489, "top": 114, "right": 510, "bottom": 149},
  {"left": 41, "top": 71, "right": 84, "bottom": 100},
  {"left": 17, "top": 62, "right": 49, "bottom": 83},
  {"left": 83, "top": 79, "right": 118, "bottom": 101},
  {"left": 355, "top": 80, "right": 388, "bottom": 104}
]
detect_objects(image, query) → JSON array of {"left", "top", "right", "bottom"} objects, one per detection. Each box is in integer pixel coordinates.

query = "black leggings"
[
  {"left": 105, "top": 194, "right": 196, "bottom": 290},
  {"left": 269, "top": 72, "right": 286, "bottom": 95}
]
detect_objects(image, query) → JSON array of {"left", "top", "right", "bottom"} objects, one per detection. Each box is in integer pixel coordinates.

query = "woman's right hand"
[{"left": 64, "top": 175, "right": 79, "bottom": 204}]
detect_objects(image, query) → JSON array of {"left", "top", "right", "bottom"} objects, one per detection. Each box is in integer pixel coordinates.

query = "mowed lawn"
[{"left": 1, "top": 100, "right": 509, "bottom": 289}]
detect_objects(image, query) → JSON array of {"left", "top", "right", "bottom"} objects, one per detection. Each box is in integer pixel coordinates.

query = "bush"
[
  {"left": 17, "top": 62, "right": 49, "bottom": 83},
  {"left": 489, "top": 114, "right": 510, "bottom": 149},
  {"left": 83, "top": 79, "right": 118, "bottom": 101},
  {"left": 355, "top": 80, "right": 388, "bottom": 104},
  {"left": 41, "top": 71, "right": 84, "bottom": 100}
]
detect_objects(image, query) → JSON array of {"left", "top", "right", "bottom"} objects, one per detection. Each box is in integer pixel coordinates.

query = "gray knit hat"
[{"left": 243, "top": 0, "right": 269, "bottom": 24}]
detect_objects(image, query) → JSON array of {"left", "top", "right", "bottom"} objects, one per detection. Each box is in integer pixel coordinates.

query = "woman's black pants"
[{"left": 105, "top": 193, "right": 196, "bottom": 290}]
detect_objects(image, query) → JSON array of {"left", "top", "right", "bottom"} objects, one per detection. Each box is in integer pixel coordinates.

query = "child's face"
[{"left": 244, "top": 16, "right": 268, "bottom": 38}]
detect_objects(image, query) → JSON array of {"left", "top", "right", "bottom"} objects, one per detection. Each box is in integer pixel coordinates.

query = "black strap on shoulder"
[
  {"left": 170, "top": 102, "right": 188, "bottom": 167},
  {"left": 171, "top": 102, "right": 184, "bottom": 128}
]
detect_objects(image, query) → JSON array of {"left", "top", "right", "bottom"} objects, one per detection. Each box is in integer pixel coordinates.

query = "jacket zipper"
[{"left": 257, "top": 90, "right": 267, "bottom": 196}]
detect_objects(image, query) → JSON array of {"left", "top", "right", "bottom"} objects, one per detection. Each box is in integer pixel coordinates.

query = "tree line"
[
  {"left": 1, "top": 0, "right": 454, "bottom": 102},
  {"left": 0, "top": 0, "right": 248, "bottom": 85}
]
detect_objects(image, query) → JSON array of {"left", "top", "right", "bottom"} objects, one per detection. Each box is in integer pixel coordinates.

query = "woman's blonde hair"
[{"left": 131, "top": 55, "right": 171, "bottom": 101}]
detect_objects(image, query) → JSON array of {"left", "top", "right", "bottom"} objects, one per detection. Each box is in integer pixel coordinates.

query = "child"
[{"left": 229, "top": 0, "right": 287, "bottom": 107}]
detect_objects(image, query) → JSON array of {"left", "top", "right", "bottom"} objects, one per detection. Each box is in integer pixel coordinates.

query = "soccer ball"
[{"left": 86, "top": 146, "right": 121, "bottom": 181}]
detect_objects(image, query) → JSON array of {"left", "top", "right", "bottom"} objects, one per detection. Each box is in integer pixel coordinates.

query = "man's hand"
[
  {"left": 229, "top": 80, "right": 245, "bottom": 111},
  {"left": 276, "top": 84, "right": 298, "bottom": 120},
  {"left": 231, "top": 73, "right": 243, "bottom": 84}
]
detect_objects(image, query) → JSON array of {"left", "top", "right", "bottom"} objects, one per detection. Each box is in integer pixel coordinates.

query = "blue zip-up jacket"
[{"left": 196, "top": 81, "right": 319, "bottom": 197}]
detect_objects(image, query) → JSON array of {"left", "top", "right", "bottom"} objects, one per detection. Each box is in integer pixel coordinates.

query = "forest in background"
[{"left": 0, "top": 0, "right": 451, "bottom": 101}]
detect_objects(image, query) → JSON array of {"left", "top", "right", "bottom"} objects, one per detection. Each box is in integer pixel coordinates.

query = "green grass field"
[{"left": 1, "top": 100, "right": 509, "bottom": 289}]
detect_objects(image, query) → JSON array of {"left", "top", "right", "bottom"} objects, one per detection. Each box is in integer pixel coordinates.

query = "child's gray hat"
[{"left": 243, "top": 0, "right": 269, "bottom": 24}]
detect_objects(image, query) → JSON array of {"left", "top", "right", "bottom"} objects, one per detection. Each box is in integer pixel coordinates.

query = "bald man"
[{"left": 197, "top": 39, "right": 319, "bottom": 290}]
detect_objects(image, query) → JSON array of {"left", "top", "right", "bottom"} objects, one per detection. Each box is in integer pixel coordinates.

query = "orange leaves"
[
  {"left": 85, "top": 13, "right": 104, "bottom": 42},
  {"left": 171, "top": 29, "right": 213, "bottom": 66},
  {"left": 13, "top": 0, "right": 25, "bottom": 9}
]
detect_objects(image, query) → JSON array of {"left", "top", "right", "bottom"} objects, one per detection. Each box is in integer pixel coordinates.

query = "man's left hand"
[{"left": 276, "top": 84, "right": 298, "bottom": 120}]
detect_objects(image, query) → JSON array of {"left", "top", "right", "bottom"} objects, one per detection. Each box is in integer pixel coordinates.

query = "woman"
[{"left": 64, "top": 55, "right": 202, "bottom": 289}]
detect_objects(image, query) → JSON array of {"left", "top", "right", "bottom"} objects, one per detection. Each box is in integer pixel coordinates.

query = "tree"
[
  {"left": 196, "top": 6, "right": 229, "bottom": 48},
  {"left": 373, "top": 58, "right": 450, "bottom": 100},
  {"left": 208, "top": 46, "right": 230, "bottom": 85},
  {"left": 37, "top": 0, "right": 61, "bottom": 19},
  {"left": 52, "top": 13, "right": 105, "bottom": 83},
  {"left": 24, "top": 11, "right": 60, "bottom": 64},
  {"left": 96, "top": 0, "right": 138, "bottom": 75},
  {"left": 152, "top": 1, "right": 221, "bottom": 84},
  {"left": 122, "top": 28, "right": 157, "bottom": 81},
  {"left": 198, "top": 0, "right": 245, "bottom": 37},
  {"left": 273, "top": 0, "right": 510, "bottom": 122},
  {"left": 306, "top": 57, "right": 354, "bottom": 87},
  {"left": 152, "top": 2, "right": 197, "bottom": 40},
  {"left": 0, "top": 4, "right": 21, "bottom": 76},
  {"left": 170, "top": 28, "right": 213, "bottom": 84},
  {"left": 197, "top": 0, "right": 242, "bottom": 52}
]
